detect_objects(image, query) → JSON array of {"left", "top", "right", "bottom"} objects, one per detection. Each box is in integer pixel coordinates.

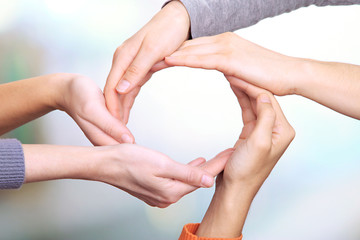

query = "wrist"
[
  {"left": 280, "top": 56, "right": 314, "bottom": 96},
  {"left": 217, "top": 180, "right": 257, "bottom": 205},
  {"left": 163, "top": 1, "right": 190, "bottom": 38},
  {"left": 293, "top": 57, "right": 322, "bottom": 97},
  {"left": 196, "top": 181, "right": 255, "bottom": 238},
  {"left": 90, "top": 144, "right": 128, "bottom": 186},
  {"left": 222, "top": 172, "right": 265, "bottom": 198},
  {"left": 48, "top": 73, "right": 81, "bottom": 111}
]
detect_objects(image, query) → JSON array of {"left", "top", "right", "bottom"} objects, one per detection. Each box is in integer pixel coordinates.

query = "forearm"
[
  {"left": 177, "top": 0, "right": 360, "bottom": 38},
  {"left": 196, "top": 181, "right": 257, "bottom": 238},
  {"left": 294, "top": 58, "right": 360, "bottom": 119},
  {"left": 23, "top": 144, "right": 102, "bottom": 183},
  {"left": 0, "top": 73, "right": 71, "bottom": 135}
]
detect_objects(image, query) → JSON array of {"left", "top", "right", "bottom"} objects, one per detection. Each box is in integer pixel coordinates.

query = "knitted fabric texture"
[
  {"left": 178, "top": 223, "right": 243, "bottom": 240},
  {"left": 0, "top": 139, "right": 25, "bottom": 189}
]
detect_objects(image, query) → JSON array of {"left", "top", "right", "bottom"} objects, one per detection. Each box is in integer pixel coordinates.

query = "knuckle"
[
  {"left": 113, "top": 42, "right": 137, "bottom": 64},
  {"left": 126, "top": 64, "right": 141, "bottom": 79},
  {"left": 157, "top": 203, "right": 170, "bottom": 209},
  {"left": 156, "top": 193, "right": 174, "bottom": 207},
  {"left": 113, "top": 45, "right": 124, "bottom": 60},
  {"left": 157, "top": 160, "right": 170, "bottom": 173},
  {"left": 165, "top": 194, "right": 180, "bottom": 205},
  {"left": 185, "top": 168, "right": 199, "bottom": 185}
]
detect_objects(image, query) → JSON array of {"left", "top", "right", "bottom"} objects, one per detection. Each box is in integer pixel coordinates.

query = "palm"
[
  {"left": 223, "top": 85, "right": 263, "bottom": 182},
  {"left": 63, "top": 76, "right": 132, "bottom": 145}
]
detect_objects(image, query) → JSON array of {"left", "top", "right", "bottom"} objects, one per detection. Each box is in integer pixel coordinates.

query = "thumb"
[
  {"left": 200, "top": 148, "right": 234, "bottom": 176},
  {"left": 187, "top": 157, "right": 207, "bottom": 167},
  {"left": 88, "top": 104, "right": 135, "bottom": 144},
  {"left": 163, "top": 162, "right": 215, "bottom": 188},
  {"left": 165, "top": 148, "right": 233, "bottom": 189},
  {"left": 250, "top": 93, "right": 276, "bottom": 146},
  {"left": 116, "top": 48, "right": 160, "bottom": 94}
]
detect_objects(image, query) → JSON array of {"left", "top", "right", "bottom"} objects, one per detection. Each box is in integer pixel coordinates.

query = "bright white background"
[{"left": 0, "top": 1, "right": 360, "bottom": 239}]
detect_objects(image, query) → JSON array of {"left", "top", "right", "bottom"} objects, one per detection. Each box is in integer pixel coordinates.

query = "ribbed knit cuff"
[
  {"left": 179, "top": 223, "right": 243, "bottom": 240},
  {"left": 0, "top": 139, "right": 25, "bottom": 189}
]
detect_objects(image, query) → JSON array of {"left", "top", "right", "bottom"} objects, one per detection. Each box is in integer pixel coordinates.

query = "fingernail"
[
  {"left": 201, "top": 175, "right": 214, "bottom": 188},
  {"left": 260, "top": 94, "right": 271, "bottom": 103},
  {"left": 121, "top": 133, "right": 133, "bottom": 143},
  {"left": 116, "top": 80, "right": 130, "bottom": 93}
]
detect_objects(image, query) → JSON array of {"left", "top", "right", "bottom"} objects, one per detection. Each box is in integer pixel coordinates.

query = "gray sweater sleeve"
[
  {"left": 176, "top": 0, "right": 360, "bottom": 38},
  {"left": 0, "top": 139, "right": 25, "bottom": 189}
]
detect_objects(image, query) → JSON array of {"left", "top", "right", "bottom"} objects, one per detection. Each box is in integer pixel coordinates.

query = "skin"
[
  {"left": 0, "top": 73, "right": 133, "bottom": 145},
  {"left": 23, "top": 144, "right": 233, "bottom": 208},
  {"left": 104, "top": 0, "right": 191, "bottom": 124},
  {"left": 195, "top": 85, "right": 295, "bottom": 238},
  {"left": 0, "top": 73, "right": 222, "bottom": 207},
  {"left": 164, "top": 32, "right": 360, "bottom": 119}
]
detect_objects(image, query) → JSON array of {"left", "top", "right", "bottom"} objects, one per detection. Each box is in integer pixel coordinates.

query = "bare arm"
[
  {"left": 1, "top": 73, "right": 224, "bottom": 200},
  {"left": 0, "top": 74, "right": 60, "bottom": 135},
  {"left": 295, "top": 59, "right": 360, "bottom": 119},
  {"left": 0, "top": 73, "right": 134, "bottom": 145},
  {"left": 23, "top": 143, "right": 232, "bottom": 208},
  {"left": 166, "top": 32, "right": 360, "bottom": 119}
]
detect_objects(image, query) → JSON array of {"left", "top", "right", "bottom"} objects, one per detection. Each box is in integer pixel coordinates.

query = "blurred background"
[{"left": 1, "top": 0, "right": 360, "bottom": 239}]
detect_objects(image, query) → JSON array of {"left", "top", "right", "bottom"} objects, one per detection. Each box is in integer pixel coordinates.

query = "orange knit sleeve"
[{"left": 178, "top": 223, "right": 243, "bottom": 240}]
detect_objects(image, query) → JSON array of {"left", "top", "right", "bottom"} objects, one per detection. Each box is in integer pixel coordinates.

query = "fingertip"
[
  {"left": 164, "top": 56, "right": 175, "bottom": 64},
  {"left": 201, "top": 175, "right": 214, "bottom": 188},
  {"left": 116, "top": 80, "right": 131, "bottom": 93},
  {"left": 121, "top": 133, "right": 135, "bottom": 144},
  {"left": 258, "top": 93, "right": 271, "bottom": 104}
]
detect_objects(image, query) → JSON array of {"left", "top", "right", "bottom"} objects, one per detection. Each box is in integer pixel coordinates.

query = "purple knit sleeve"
[
  {"left": 164, "top": 0, "right": 360, "bottom": 38},
  {"left": 0, "top": 139, "right": 25, "bottom": 189}
]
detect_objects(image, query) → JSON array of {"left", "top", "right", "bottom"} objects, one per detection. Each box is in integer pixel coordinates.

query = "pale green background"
[{"left": 0, "top": 1, "right": 360, "bottom": 239}]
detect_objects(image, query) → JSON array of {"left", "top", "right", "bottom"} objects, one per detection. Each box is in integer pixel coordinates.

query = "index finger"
[
  {"left": 115, "top": 44, "right": 163, "bottom": 94},
  {"left": 104, "top": 40, "right": 141, "bottom": 119},
  {"left": 86, "top": 103, "right": 135, "bottom": 144},
  {"left": 228, "top": 76, "right": 288, "bottom": 123}
]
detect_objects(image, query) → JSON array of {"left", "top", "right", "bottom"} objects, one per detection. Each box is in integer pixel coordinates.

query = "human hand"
[
  {"left": 23, "top": 143, "right": 232, "bottom": 208},
  {"left": 164, "top": 32, "right": 301, "bottom": 96},
  {"left": 55, "top": 73, "right": 134, "bottom": 145},
  {"left": 194, "top": 82, "right": 295, "bottom": 238},
  {"left": 94, "top": 144, "right": 233, "bottom": 208},
  {"left": 222, "top": 78, "right": 295, "bottom": 192},
  {"left": 104, "top": 0, "right": 190, "bottom": 123}
]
